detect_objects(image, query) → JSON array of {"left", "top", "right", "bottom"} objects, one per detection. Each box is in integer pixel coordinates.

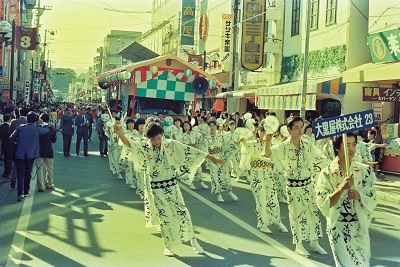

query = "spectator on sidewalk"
[
  {"left": 0, "top": 114, "right": 12, "bottom": 178},
  {"left": 96, "top": 112, "right": 109, "bottom": 157},
  {"left": 75, "top": 108, "right": 90, "bottom": 156},
  {"left": 9, "top": 111, "right": 49, "bottom": 202},
  {"left": 36, "top": 113, "right": 57, "bottom": 192},
  {"left": 60, "top": 107, "right": 74, "bottom": 157}
]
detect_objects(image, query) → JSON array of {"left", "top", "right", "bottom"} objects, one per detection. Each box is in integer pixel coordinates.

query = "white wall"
[{"left": 369, "top": 0, "right": 400, "bottom": 34}]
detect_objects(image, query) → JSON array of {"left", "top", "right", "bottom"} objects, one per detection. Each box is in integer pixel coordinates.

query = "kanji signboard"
[
  {"left": 368, "top": 28, "right": 400, "bottom": 63},
  {"left": 362, "top": 86, "right": 400, "bottom": 102},
  {"left": 180, "top": 0, "right": 195, "bottom": 46},
  {"left": 312, "top": 110, "right": 375, "bottom": 140},
  {"left": 240, "top": 0, "right": 265, "bottom": 71}
]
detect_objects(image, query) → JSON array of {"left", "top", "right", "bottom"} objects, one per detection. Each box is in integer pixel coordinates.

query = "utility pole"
[
  {"left": 229, "top": 0, "right": 240, "bottom": 113},
  {"left": 300, "top": 0, "right": 311, "bottom": 118},
  {"left": 202, "top": 50, "right": 206, "bottom": 109},
  {"left": 10, "top": 20, "right": 15, "bottom": 100}
]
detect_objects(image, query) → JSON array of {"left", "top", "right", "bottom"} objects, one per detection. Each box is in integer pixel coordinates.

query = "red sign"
[
  {"left": 7, "top": 0, "right": 20, "bottom": 25},
  {"left": 15, "top": 26, "right": 37, "bottom": 50},
  {"left": 362, "top": 86, "right": 400, "bottom": 102},
  {"left": 199, "top": 13, "right": 207, "bottom": 40}
]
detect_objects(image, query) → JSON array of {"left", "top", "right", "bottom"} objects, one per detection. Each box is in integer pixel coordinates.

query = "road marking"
[
  {"left": 6, "top": 180, "right": 38, "bottom": 267},
  {"left": 181, "top": 185, "right": 331, "bottom": 267}
]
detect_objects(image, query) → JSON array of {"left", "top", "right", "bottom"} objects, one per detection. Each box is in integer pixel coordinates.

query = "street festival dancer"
[
  {"left": 114, "top": 118, "right": 224, "bottom": 256},
  {"left": 265, "top": 116, "right": 330, "bottom": 256},
  {"left": 315, "top": 132, "right": 377, "bottom": 267}
]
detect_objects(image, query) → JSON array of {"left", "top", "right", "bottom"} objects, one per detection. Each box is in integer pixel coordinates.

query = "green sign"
[
  {"left": 180, "top": 0, "right": 195, "bottom": 45},
  {"left": 368, "top": 28, "right": 400, "bottom": 63}
]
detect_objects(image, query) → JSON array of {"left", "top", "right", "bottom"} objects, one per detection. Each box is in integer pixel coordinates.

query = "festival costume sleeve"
[
  {"left": 309, "top": 141, "right": 331, "bottom": 180},
  {"left": 356, "top": 165, "right": 377, "bottom": 215},
  {"left": 315, "top": 166, "right": 334, "bottom": 218},
  {"left": 169, "top": 140, "right": 208, "bottom": 185},
  {"left": 240, "top": 141, "right": 254, "bottom": 170},
  {"left": 126, "top": 138, "right": 147, "bottom": 173}
]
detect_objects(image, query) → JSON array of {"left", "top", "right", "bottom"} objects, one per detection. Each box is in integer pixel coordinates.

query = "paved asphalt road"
[{"left": 0, "top": 132, "right": 399, "bottom": 267}]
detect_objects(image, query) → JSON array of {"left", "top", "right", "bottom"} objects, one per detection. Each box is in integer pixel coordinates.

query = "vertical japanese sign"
[
  {"left": 220, "top": 14, "right": 232, "bottom": 64},
  {"left": 33, "top": 50, "right": 41, "bottom": 72},
  {"left": 241, "top": 0, "right": 265, "bottom": 71},
  {"left": 368, "top": 28, "right": 400, "bottom": 63},
  {"left": 180, "top": 0, "right": 195, "bottom": 46},
  {"left": 15, "top": 26, "right": 37, "bottom": 50},
  {"left": 312, "top": 110, "right": 375, "bottom": 140},
  {"left": 0, "top": 0, "right": 4, "bottom": 21},
  {"left": 7, "top": 0, "right": 20, "bottom": 25}
]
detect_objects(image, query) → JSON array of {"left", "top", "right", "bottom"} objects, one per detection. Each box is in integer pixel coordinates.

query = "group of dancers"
[{"left": 99, "top": 110, "right": 376, "bottom": 267}]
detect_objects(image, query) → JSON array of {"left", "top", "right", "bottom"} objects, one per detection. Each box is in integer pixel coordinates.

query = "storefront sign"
[
  {"left": 312, "top": 110, "right": 374, "bottom": 140},
  {"left": 180, "top": 0, "right": 195, "bottom": 46},
  {"left": 199, "top": 13, "right": 207, "bottom": 40},
  {"left": 240, "top": 0, "right": 265, "bottom": 71},
  {"left": 368, "top": 28, "right": 400, "bottom": 63},
  {"left": 363, "top": 86, "right": 400, "bottom": 102}
]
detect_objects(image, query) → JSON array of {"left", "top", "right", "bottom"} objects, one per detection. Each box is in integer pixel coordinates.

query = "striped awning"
[{"left": 257, "top": 76, "right": 345, "bottom": 110}]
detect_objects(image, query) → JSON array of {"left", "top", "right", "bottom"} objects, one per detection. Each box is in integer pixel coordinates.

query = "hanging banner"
[
  {"left": 180, "top": 0, "right": 195, "bottom": 45},
  {"left": 33, "top": 50, "right": 41, "bottom": 72},
  {"left": 241, "top": 0, "right": 265, "bottom": 71},
  {"left": 0, "top": 0, "right": 4, "bottom": 21},
  {"left": 7, "top": 0, "right": 21, "bottom": 25},
  {"left": 15, "top": 26, "right": 37, "bottom": 50},
  {"left": 199, "top": 13, "right": 207, "bottom": 40},
  {"left": 312, "top": 110, "right": 375, "bottom": 140},
  {"left": 221, "top": 14, "right": 232, "bottom": 64}
]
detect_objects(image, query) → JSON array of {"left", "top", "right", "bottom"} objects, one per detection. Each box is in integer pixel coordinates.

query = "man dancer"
[
  {"left": 265, "top": 116, "right": 330, "bottom": 256},
  {"left": 316, "top": 133, "right": 377, "bottom": 266},
  {"left": 114, "top": 118, "right": 224, "bottom": 256}
]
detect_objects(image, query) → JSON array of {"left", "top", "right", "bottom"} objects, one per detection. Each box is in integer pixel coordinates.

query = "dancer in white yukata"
[
  {"left": 114, "top": 118, "right": 224, "bottom": 256},
  {"left": 204, "top": 120, "right": 238, "bottom": 203},
  {"left": 265, "top": 116, "right": 330, "bottom": 256},
  {"left": 240, "top": 124, "right": 288, "bottom": 234},
  {"left": 105, "top": 114, "right": 125, "bottom": 179},
  {"left": 226, "top": 120, "right": 245, "bottom": 181},
  {"left": 175, "top": 121, "right": 208, "bottom": 190},
  {"left": 316, "top": 132, "right": 377, "bottom": 267}
]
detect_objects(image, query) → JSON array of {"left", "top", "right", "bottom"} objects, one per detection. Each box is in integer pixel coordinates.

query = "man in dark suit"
[
  {"left": 0, "top": 114, "right": 12, "bottom": 178},
  {"left": 60, "top": 107, "right": 74, "bottom": 157},
  {"left": 75, "top": 108, "right": 90, "bottom": 156},
  {"left": 36, "top": 113, "right": 57, "bottom": 192},
  {"left": 9, "top": 112, "right": 49, "bottom": 202},
  {"left": 234, "top": 112, "right": 244, "bottom": 128},
  {"left": 8, "top": 107, "right": 29, "bottom": 188}
]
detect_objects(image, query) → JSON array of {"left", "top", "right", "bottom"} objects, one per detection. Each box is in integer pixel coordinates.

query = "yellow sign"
[{"left": 241, "top": 0, "right": 265, "bottom": 71}]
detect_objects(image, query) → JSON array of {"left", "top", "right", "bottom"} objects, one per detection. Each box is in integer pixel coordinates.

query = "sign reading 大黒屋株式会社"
[
  {"left": 368, "top": 28, "right": 400, "bottom": 63},
  {"left": 312, "top": 110, "right": 375, "bottom": 140}
]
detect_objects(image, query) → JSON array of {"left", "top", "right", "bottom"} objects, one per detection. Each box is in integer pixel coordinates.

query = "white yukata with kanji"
[
  {"left": 120, "top": 129, "right": 145, "bottom": 198},
  {"left": 176, "top": 131, "right": 205, "bottom": 183},
  {"left": 241, "top": 140, "right": 282, "bottom": 230},
  {"left": 204, "top": 132, "right": 233, "bottom": 194},
  {"left": 105, "top": 120, "right": 125, "bottom": 174},
  {"left": 226, "top": 131, "right": 245, "bottom": 178},
  {"left": 271, "top": 138, "right": 330, "bottom": 244},
  {"left": 316, "top": 158, "right": 377, "bottom": 267},
  {"left": 125, "top": 138, "right": 208, "bottom": 247}
]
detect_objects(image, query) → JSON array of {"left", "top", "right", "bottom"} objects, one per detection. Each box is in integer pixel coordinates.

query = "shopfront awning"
[
  {"left": 118, "top": 41, "right": 159, "bottom": 63},
  {"left": 257, "top": 76, "right": 345, "bottom": 110},
  {"left": 343, "top": 61, "right": 400, "bottom": 83}
]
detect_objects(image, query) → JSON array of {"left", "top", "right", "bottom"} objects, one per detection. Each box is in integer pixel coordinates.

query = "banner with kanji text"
[
  {"left": 312, "top": 110, "right": 375, "bottom": 140},
  {"left": 15, "top": 26, "right": 37, "bottom": 50}
]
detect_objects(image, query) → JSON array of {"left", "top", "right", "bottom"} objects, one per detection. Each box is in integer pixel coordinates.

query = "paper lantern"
[
  {"left": 184, "top": 69, "right": 192, "bottom": 77},
  {"left": 208, "top": 79, "right": 216, "bottom": 88},
  {"left": 150, "top": 66, "right": 158, "bottom": 74},
  {"left": 123, "top": 71, "right": 131, "bottom": 80}
]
